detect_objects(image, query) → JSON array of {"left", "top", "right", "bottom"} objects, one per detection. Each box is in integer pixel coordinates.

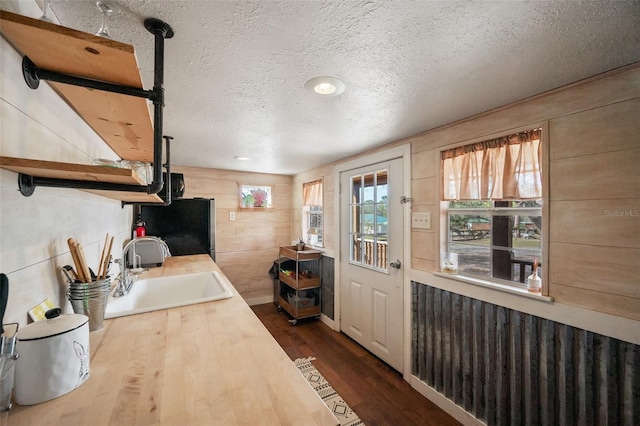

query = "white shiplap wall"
[{"left": 0, "top": 0, "right": 132, "bottom": 326}]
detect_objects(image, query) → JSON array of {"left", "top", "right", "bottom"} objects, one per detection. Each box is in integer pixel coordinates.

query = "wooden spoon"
[
  {"left": 99, "top": 236, "right": 114, "bottom": 280},
  {"left": 67, "top": 238, "right": 86, "bottom": 283},
  {"left": 97, "top": 233, "right": 109, "bottom": 279},
  {"left": 76, "top": 243, "right": 92, "bottom": 283}
]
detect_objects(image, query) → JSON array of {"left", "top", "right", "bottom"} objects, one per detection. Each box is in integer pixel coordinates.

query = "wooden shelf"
[
  {"left": 278, "top": 296, "right": 320, "bottom": 319},
  {"left": 0, "top": 157, "right": 162, "bottom": 203},
  {"left": 0, "top": 10, "right": 154, "bottom": 163},
  {"left": 0, "top": 11, "right": 166, "bottom": 203},
  {"left": 279, "top": 245, "right": 323, "bottom": 261},
  {"left": 279, "top": 271, "right": 320, "bottom": 290}
]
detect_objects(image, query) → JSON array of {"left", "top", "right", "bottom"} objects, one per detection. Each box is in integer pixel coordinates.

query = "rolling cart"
[{"left": 275, "top": 246, "right": 322, "bottom": 325}]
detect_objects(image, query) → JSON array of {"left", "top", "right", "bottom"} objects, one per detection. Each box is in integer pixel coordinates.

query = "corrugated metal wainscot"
[
  {"left": 320, "top": 255, "right": 334, "bottom": 320},
  {"left": 299, "top": 255, "right": 334, "bottom": 320},
  {"left": 411, "top": 282, "right": 640, "bottom": 426}
]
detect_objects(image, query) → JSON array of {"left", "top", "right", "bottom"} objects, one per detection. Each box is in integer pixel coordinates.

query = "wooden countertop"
[{"left": 9, "top": 255, "right": 339, "bottom": 425}]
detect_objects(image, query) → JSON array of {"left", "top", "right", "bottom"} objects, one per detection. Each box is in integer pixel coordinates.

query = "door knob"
[{"left": 390, "top": 259, "right": 401, "bottom": 269}]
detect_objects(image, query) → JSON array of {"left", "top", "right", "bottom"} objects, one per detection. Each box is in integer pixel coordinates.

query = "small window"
[
  {"left": 239, "top": 184, "right": 272, "bottom": 209},
  {"left": 441, "top": 128, "right": 543, "bottom": 287},
  {"left": 302, "top": 180, "right": 323, "bottom": 246}
]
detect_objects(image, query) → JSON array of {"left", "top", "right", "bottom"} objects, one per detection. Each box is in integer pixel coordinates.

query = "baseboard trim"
[
  {"left": 320, "top": 313, "right": 334, "bottom": 329},
  {"left": 409, "top": 376, "right": 483, "bottom": 426}
]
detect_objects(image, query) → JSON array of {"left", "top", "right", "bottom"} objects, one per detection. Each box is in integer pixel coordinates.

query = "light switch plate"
[{"left": 412, "top": 212, "right": 431, "bottom": 229}]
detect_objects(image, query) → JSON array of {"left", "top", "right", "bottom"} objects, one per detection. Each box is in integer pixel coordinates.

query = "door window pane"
[
  {"left": 376, "top": 170, "right": 388, "bottom": 203},
  {"left": 349, "top": 168, "right": 390, "bottom": 271},
  {"left": 363, "top": 173, "right": 375, "bottom": 204},
  {"left": 352, "top": 175, "right": 362, "bottom": 202},
  {"left": 351, "top": 205, "right": 361, "bottom": 234},
  {"left": 352, "top": 234, "right": 363, "bottom": 263}
]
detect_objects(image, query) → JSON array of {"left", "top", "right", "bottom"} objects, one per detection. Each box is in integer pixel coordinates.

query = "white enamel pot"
[{"left": 14, "top": 308, "right": 90, "bottom": 405}]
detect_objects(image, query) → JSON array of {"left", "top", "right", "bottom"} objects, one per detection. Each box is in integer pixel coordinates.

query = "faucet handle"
[{"left": 114, "top": 258, "right": 126, "bottom": 272}]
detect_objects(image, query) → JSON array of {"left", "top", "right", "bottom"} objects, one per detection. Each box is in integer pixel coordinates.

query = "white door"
[{"left": 339, "top": 158, "right": 404, "bottom": 371}]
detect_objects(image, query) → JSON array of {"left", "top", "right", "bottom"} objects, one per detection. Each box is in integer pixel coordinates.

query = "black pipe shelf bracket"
[
  {"left": 17, "top": 18, "right": 175, "bottom": 202},
  {"left": 121, "top": 135, "right": 174, "bottom": 208}
]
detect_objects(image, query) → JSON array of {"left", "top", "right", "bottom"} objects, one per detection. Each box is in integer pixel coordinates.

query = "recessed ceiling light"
[
  {"left": 305, "top": 76, "right": 345, "bottom": 96},
  {"left": 234, "top": 156, "right": 250, "bottom": 161}
]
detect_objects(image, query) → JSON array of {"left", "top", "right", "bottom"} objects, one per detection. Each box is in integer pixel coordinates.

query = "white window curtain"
[
  {"left": 302, "top": 179, "right": 323, "bottom": 206},
  {"left": 441, "top": 129, "right": 542, "bottom": 201}
]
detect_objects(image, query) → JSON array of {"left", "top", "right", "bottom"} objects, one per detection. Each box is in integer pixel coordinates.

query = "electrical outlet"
[
  {"left": 412, "top": 212, "right": 431, "bottom": 229},
  {"left": 229, "top": 212, "right": 236, "bottom": 221}
]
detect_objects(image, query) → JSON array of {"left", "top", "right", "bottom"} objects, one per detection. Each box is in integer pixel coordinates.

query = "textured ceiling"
[{"left": 31, "top": 1, "right": 640, "bottom": 174}]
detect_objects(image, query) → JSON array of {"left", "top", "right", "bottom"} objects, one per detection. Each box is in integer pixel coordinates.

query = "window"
[
  {"left": 302, "top": 180, "right": 323, "bottom": 246},
  {"left": 304, "top": 205, "right": 323, "bottom": 245},
  {"left": 441, "top": 128, "right": 543, "bottom": 287},
  {"left": 239, "top": 184, "right": 272, "bottom": 208},
  {"left": 447, "top": 200, "right": 542, "bottom": 284},
  {"left": 349, "top": 169, "right": 389, "bottom": 270}
]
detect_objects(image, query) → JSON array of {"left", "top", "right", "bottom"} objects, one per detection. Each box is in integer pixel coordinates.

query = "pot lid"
[{"left": 17, "top": 308, "right": 88, "bottom": 341}]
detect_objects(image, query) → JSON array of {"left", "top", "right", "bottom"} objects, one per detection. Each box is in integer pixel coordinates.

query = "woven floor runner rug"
[{"left": 294, "top": 357, "right": 365, "bottom": 426}]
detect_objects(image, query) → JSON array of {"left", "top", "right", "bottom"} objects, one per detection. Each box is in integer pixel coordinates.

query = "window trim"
[
  {"left": 302, "top": 179, "right": 324, "bottom": 248},
  {"left": 432, "top": 271, "right": 553, "bottom": 302},
  {"left": 438, "top": 122, "right": 550, "bottom": 295}
]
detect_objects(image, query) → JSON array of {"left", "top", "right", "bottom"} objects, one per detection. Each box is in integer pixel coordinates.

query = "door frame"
[{"left": 332, "top": 143, "right": 412, "bottom": 380}]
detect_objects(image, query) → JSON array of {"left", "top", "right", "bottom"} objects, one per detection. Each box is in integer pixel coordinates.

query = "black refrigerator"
[{"left": 140, "top": 198, "right": 216, "bottom": 261}]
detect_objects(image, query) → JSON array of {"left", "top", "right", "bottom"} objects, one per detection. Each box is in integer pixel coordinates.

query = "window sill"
[{"left": 432, "top": 272, "right": 553, "bottom": 302}]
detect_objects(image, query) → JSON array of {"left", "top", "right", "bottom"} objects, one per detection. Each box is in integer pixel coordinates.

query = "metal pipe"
[
  {"left": 164, "top": 135, "right": 172, "bottom": 204},
  {"left": 122, "top": 135, "right": 174, "bottom": 207},
  {"left": 146, "top": 22, "right": 166, "bottom": 195},
  {"left": 23, "top": 57, "right": 151, "bottom": 99},
  {"left": 27, "top": 176, "right": 149, "bottom": 192}
]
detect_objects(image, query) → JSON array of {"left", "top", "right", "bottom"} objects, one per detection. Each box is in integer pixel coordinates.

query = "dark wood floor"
[{"left": 251, "top": 303, "right": 460, "bottom": 426}]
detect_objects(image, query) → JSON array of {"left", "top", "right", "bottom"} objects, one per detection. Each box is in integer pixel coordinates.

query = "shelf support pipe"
[
  {"left": 146, "top": 17, "right": 174, "bottom": 196},
  {"left": 122, "top": 135, "right": 174, "bottom": 207},
  {"left": 21, "top": 56, "right": 151, "bottom": 99},
  {"left": 17, "top": 18, "right": 174, "bottom": 199}
]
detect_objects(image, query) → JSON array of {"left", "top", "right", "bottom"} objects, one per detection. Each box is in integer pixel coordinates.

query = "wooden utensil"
[
  {"left": 67, "top": 238, "right": 87, "bottom": 283},
  {"left": 97, "top": 233, "right": 109, "bottom": 279},
  {"left": 68, "top": 238, "right": 91, "bottom": 283},
  {"left": 99, "top": 236, "right": 114, "bottom": 280},
  {"left": 76, "top": 243, "right": 92, "bottom": 283},
  {"left": 106, "top": 237, "right": 114, "bottom": 275}
]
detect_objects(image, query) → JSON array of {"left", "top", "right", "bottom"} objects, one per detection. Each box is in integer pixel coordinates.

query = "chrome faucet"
[{"left": 113, "top": 236, "right": 171, "bottom": 297}]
